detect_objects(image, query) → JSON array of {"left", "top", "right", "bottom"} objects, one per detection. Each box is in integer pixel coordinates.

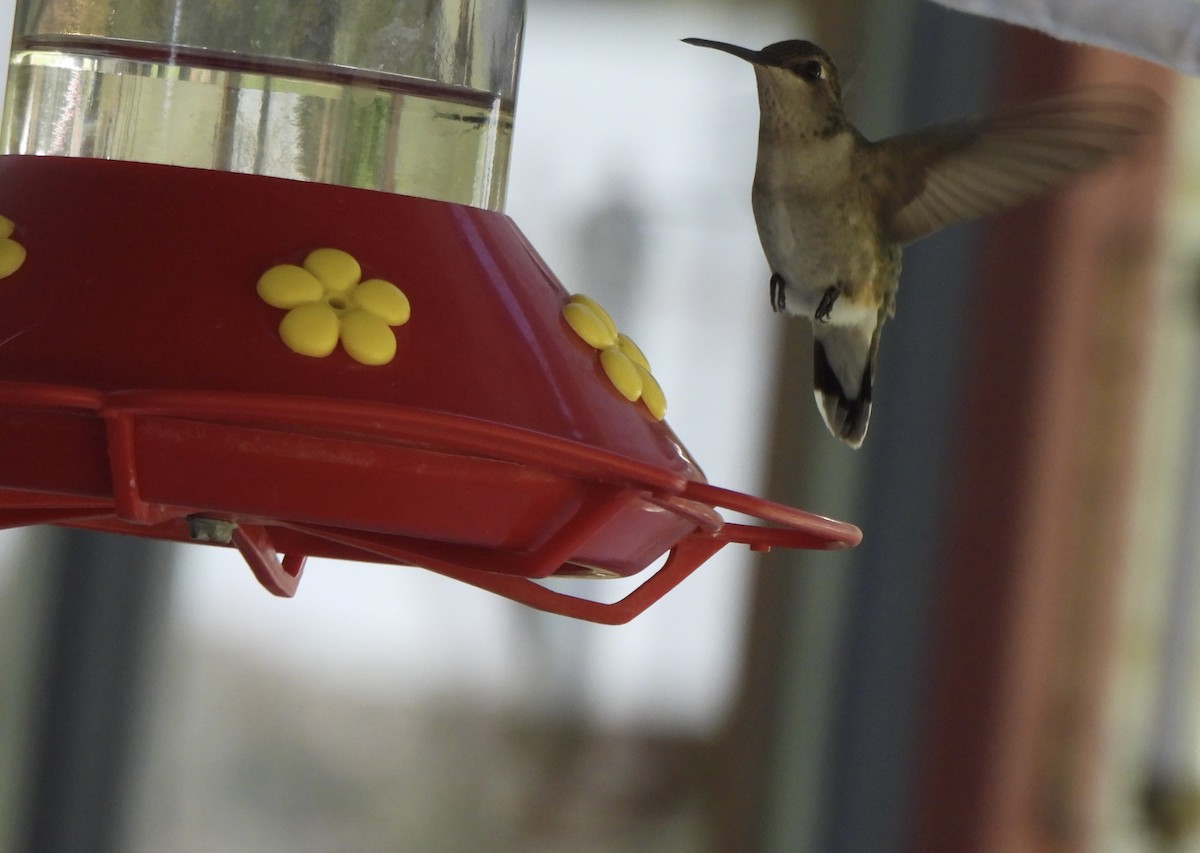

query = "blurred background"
[{"left": 0, "top": 0, "right": 1196, "bottom": 850}]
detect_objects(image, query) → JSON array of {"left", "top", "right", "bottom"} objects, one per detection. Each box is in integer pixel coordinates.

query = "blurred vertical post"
[
  {"left": 17, "top": 531, "right": 173, "bottom": 853},
  {"left": 911, "top": 29, "right": 1174, "bottom": 853}
]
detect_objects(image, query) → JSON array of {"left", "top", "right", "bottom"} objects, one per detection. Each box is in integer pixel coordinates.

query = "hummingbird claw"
[
  {"left": 815, "top": 286, "right": 839, "bottom": 323},
  {"left": 770, "top": 273, "right": 786, "bottom": 313}
]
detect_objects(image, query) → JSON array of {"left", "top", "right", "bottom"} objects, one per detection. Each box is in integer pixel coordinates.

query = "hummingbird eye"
[{"left": 798, "top": 60, "right": 824, "bottom": 81}]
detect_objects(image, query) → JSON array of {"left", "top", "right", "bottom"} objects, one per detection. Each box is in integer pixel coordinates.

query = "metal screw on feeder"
[{"left": 0, "top": 0, "right": 860, "bottom": 623}]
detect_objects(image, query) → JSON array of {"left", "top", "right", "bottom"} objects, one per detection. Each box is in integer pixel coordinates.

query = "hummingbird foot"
[
  {"left": 815, "top": 285, "right": 840, "bottom": 323},
  {"left": 769, "top": 273, "right": 787, "bottom": 313}
]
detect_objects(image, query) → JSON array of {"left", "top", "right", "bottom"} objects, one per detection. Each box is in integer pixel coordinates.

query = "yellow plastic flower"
[
  {"left": 0, "top": 216, "right": 27, "bottom": 279},
  {"left": 562, "top": 293, "right": 666, "bottom": 420},
  {"left": 257, "top": 248, "right": 410, "bottom": 366}
]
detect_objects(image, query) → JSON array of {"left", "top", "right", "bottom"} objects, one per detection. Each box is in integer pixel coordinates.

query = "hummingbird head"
[{"left": 683, "top": 38, "right": 844, "bottom": 134}]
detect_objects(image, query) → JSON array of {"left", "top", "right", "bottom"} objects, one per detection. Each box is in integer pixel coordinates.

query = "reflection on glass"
[{"left": 1, "top": 1, "right": 523, "bottom": 208}]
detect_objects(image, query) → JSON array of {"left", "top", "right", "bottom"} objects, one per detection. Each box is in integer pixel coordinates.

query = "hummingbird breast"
[{"left": 751, "top": 135, "right": 895, "bottom": 322}]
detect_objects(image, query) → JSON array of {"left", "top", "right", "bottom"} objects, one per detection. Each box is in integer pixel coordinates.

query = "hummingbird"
[{"left": 684, "top": 37, "right": 1158, "bottom": 447}]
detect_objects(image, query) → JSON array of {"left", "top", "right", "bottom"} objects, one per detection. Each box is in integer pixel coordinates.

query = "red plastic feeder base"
[{"left": 0, "top": 156, "right": 860, "bottom": 623}]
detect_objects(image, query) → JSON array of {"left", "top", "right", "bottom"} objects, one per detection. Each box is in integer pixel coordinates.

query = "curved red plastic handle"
[
  {"left": 410, "top": 481, "right": 861, "bottom": 623},
  {"left": 231, "top": 523, "right": 307, "bottom": 597},
  {"left": 222, "top": 478, "right": 860, "bottom": 619},
  {"left": 422, "top": 532, "right": 728, "bottom": 625},
  {"left": 229, "top": 480, "right": 862, "bottom": 620},
  {"left": 680, "top": 481, "right": 862, "bottom": 551}
]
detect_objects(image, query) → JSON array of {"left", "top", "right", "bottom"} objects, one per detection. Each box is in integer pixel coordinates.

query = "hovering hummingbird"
[{"left": 684, "top": 37, "right": 1158, "bottom": 447}]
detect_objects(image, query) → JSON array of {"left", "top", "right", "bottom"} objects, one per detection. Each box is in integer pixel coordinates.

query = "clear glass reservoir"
[{"left": 0, "top": 0, "right": 524, "bottom": 209}]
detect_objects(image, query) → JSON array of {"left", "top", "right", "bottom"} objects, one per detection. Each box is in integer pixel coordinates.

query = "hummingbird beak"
[{"left": 682, "top": 37, "right": 763, "bottom": 65}]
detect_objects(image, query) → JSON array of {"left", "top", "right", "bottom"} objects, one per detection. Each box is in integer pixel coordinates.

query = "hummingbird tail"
[{"left": 813, "top": 332, "right": 874, "bottom": 448}]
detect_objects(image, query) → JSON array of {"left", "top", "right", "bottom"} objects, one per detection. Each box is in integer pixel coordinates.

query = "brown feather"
[{"left": 870, "top": 86, "right": 1162, "bottom": 245}]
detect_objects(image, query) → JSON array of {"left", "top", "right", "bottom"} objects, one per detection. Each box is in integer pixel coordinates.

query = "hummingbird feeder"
[{"left": 0, "top": 0, "right": 860, "bottom": 623}]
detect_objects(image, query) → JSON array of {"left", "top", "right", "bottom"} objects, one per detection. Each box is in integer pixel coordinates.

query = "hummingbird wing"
[{"left": 872, "top": 87, "right": 1160, "bottom": 245}]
